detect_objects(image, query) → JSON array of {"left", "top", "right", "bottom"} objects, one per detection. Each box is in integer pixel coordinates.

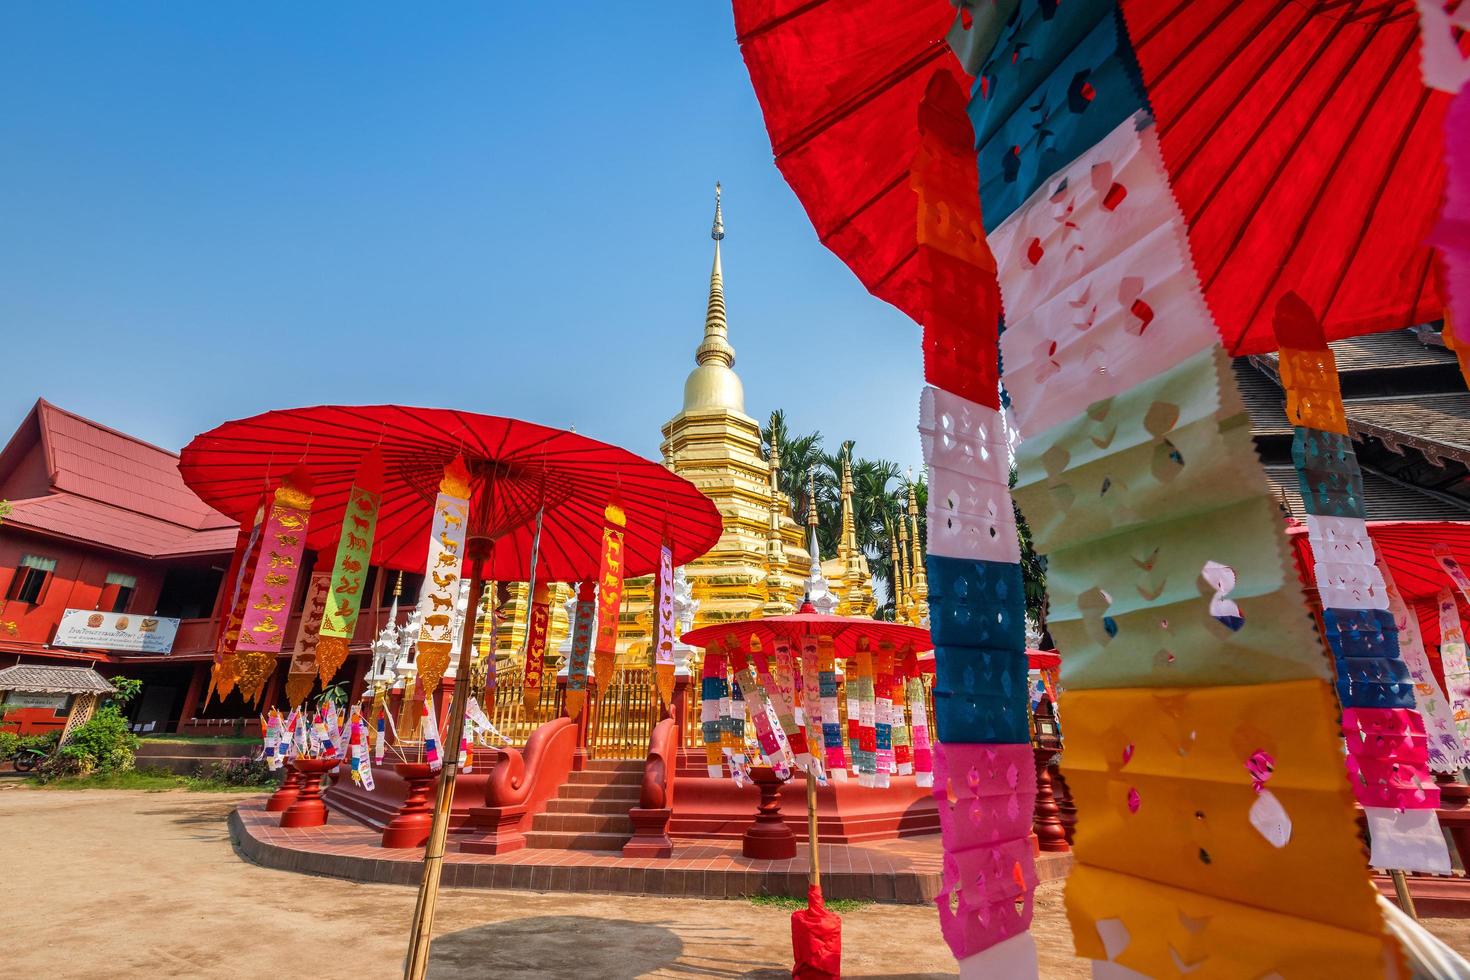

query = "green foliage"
[
  {"left": 33, "top": 762, "right": 277, "bottom": 793},
  {"left": 315, "top": 681, "right": 348, "bottom": 711},
  {"left": 34, "top": 676, "right": 142, "bottom": 782},
  {"left": 198, "top": 755, "right": 275, "bottom": 787},
  {"left": 748, "top": 894, "right": 871, "bottom": 913},
  {"left": 0, "top": 729, "right": 60, "bottom": 759}
]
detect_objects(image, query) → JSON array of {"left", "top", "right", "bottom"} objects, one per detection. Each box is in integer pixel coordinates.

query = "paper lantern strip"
[
  {"left": 925, "top": 555, "right": 1027, "bottom": 650},
  {"left": 933, "top": 741, "right": 1037, "bottom": 852},
  {"left": 931, "top": 645, "right": 1032, "bottom": 746},
  {"left": 1304, "top": 514, "right": 1375, "bottom": 566},
  {"left": 1292, "top": 428, "right": 1367, "bottom": 519},
  {"left": 935, "top": 835, "right": 1038, "bottom": 961}
]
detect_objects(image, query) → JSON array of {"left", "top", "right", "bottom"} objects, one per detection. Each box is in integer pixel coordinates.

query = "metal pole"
[
  {"left": 1390, "top": 868, "right": 1418, "bottom": 919},
  {"left": 403, "top": 553, "right": 487, "bottom": 980}
]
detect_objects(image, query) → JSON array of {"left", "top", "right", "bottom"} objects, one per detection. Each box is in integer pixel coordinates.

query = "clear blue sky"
[{"left": 0, "top": 4, "right": 923, "bottom": 471}]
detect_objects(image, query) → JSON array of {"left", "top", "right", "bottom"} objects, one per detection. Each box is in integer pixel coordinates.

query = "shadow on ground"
[{"left": 428, "top": 914, "right": 957, "bottom": 980}]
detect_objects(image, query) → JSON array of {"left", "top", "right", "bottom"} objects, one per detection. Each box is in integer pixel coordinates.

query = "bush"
[{"left": 198, "top": 756, "right": 275, "bottom": 787}]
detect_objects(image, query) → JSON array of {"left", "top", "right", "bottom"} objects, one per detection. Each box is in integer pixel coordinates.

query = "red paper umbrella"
[
  {"left": 680, "top": 608, "right": 933, "bottom": 656},
  {"left": 734, "top": 0, "right": 1466, "bottom": 356},
  {"left": 734, "top": 0, "right": 959, "bottom": 323},
  {"left": 178, "top": 404, "right": 721, "bottom": 581},
  {"left": 1287, "top": 519, "right": 1470, "bottom": 646}
]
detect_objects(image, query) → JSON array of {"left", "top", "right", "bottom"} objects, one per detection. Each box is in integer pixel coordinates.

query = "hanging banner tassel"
[
  {"left": 701, "top": 644, "right": 728, "bottom": 778},
  {"left": 373, "top": 708, "right": 387, "bottom": 766},
  {"left": 725, "top": 664, "right": 751, "bottom": 785},
  {"left": 208, "top": 505, "right": 266, "bottom": 706},
  {"left": 422, "top": 696, "right": 443, "bottom": 773},
  {"left": 873, "top": 642, "right": 896, "bottom": 788},
  {"left": 593, "top": 500, "right": 627, "bottom": 691},
  {"left": 565, "top": 581, "right": 597, "bottom": 720},
  {"left": 854, "top": 639, "right": 878, "bottom": 787},
  {"left": 235, "top": 468, "right": 316, "bottom": 705},
  {"left": 814, "top": 636, "right": 846, "bottom": 781},
  {"left": 323, "top": 702, "right": 343, "bottom": 757},
  {"left": 654, "top": 542, "right": 677, "bottom": 708},
  {"left": 348, "top": 705, "right": 375, "bottom": 791},
  {"left": 908, "top": 672, "right": 933, "bottom": 789},
  {"left": 798, "top": 637, "right": 827, "bottom": 783},
  {"left": 262, "top": 712, "right": 280, "bottom": 771},
  {"left": 317, "top": 448, "right": 385, "bottom": 688},
  {"left": 522, "top": 581, "right": 552, "bottom": 713},
  {"left": 761, "top": 639, "right": 811, "bottom": 772},
  {"left": 285, "top": 569, "right": 331, "bottom": 708},
  {"left": 733, "top": 638, "right": 791, "bottom": 779},
  {"left": 893, "top": 647, "right": 914, "bottom": 776},
  {"left": 413, "top": 457, "right": 472, "bottom": 697}
]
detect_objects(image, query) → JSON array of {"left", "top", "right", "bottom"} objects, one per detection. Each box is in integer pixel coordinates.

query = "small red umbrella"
[
  {"left": 179, "top": 404, "right": 721, "bottom": 580},
  {"left": 1287, "top": 520, "right": 1470, "bottom": 648},
  {"left": 681, "top": 605, "right": 932, "bottom": 980}
]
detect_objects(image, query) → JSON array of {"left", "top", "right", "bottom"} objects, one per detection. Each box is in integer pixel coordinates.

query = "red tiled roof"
[
  {"left": 5, "top": 494, "right": 238, "bottom": 558},
  {"left": 0, "top": 400, "right": 235, "bottom": 558}
]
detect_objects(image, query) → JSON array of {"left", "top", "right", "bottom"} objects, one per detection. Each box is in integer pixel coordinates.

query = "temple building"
[{"left": 1235, "top": 325, "right": 1470, "bottom": 519}]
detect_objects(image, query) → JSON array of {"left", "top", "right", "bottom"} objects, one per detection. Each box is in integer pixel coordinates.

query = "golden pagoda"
[{"left": 490, "top": 184, "right": 878, "bottom": 668}]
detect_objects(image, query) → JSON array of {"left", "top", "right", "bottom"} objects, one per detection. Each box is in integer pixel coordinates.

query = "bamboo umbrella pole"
[
  {"left": 806, "top": 765, "right": 821, "bottom": 893},
  {"left": 403, "top": 551, "right": 488, "bottom": 980}
]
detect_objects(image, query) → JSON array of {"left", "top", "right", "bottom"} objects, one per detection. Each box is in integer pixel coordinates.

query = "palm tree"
[{"left": 760, "top": 410, "right": 824, "bottom": 526}]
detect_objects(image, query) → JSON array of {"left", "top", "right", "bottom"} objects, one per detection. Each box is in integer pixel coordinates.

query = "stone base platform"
[{"left": 230, "top": 800, "right": 1072, "bottom": 904}]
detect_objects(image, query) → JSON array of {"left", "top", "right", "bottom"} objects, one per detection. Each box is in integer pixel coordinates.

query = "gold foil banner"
[
  {"left": 317, "top": 448, "right": 384, "bottom": 687},
  {"left": 285, "top": 569, "right": 331, "bottom": 707},
  {"left": 235, "top": 469, "right": 315, "bottom": 704},
  {"left": 522, "top": 581, "right": 552, "bottom": 712},
  {"left": 593, "top": 501, "right": 627, "bottom": 690},
  {"left": 414, "top": 457, "right": 471, "bottom": 696}
]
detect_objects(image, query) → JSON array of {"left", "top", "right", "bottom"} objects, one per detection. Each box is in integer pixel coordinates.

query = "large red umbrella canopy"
[
  {"left": 680, "top": 608, "right": 933, "bottom": 659},
  {"left": 733, "top": 0, "right": 1463, "bottom": 355},
  {"left": 1288, "top": 520, "right": 1470, "bottom": 648},
  {"left": 178, "top": 405, "right": 722, "bottom": 581}
]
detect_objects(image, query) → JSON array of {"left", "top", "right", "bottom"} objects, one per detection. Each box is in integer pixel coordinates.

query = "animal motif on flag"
[{"left": 414, "top": 458, "right": 471, "bottom": 696}]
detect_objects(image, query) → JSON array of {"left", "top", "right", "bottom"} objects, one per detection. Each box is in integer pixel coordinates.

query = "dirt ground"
[{"left": 2, "top": 787, "right": 1467, "bottom": 979}]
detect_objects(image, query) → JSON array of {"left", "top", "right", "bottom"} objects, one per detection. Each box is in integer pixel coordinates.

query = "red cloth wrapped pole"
[{"left": 791, "top": 885, "right": 841, "bottom": 980}]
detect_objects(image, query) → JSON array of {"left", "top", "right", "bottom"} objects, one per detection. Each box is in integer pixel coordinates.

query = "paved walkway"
[{"left": 1, "top": 786, "right": 1088, "bottom": 978}]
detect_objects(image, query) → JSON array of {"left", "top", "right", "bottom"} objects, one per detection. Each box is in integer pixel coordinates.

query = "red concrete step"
[
  {"left": 545, "top": 797, "right": 632, "bottom": 815},
  {"left": 556, "top": 784, "right": 641, "bottom": 805},
  {"left": 567, "top": 769, "right": 642, "bottom": 786},
  {"left": 531, "top": 811, "right": 633, "bottom": 835},
  {"left": 581, "top": 759, "right": 643, "bottom": 773},
  {"left": 523, "top": 830, "right": 629, "bottom": 851}
]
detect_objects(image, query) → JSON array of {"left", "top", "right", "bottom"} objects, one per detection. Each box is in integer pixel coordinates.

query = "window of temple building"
[
  {"left": 8, "top": 555, "right": 58, "bottom": 605},
  {"left": 105, "top": 572, "right": 137, "bottom": 613}
]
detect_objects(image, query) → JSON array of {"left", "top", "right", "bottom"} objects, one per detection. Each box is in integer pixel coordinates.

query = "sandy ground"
[{"left": 3, "top": 786, "right": 1467, "bottom": 979}]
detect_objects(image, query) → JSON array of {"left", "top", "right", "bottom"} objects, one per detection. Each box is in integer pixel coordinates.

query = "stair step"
[
  {"left": 556, "top": 784, "right": 641, "bottom": 803},
  {"left": 523, "top": 830, "right": 630, "bottom": 852},
  {"left": 582, "top": 759, "right": 644, "bottom": 773},
  {"left": 531, "top": 812, "right": 633, "bottom": 835},
  {"left": 568, "top": 769, "right": 643, "bottom": 786},
  {"left": 545, "top": 797, "right": 633, "bottom": 815}
]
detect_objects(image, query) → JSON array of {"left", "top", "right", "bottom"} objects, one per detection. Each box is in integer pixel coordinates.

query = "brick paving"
[{"left": 231, "top": 800, "right": 1072, "bottom": 904}]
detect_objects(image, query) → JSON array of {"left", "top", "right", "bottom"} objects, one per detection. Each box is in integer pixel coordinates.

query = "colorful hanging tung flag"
[
  {"left": 593, "top": 501, "right": 626, "bottom": 691},
  {"left": 654, "top": 543, "right": 676, "bottom": 708},
  {"left": 209, "top": 501, "right": 267, "bottom": 704},
  {"left": 414, "top": 457, "right": 471, "bottom": 696},
  {"left": 565, "top": 581, "right": 597, "bottom": 719},
  {"left": 422, "top": 697, "right": 443, "bottom": 773},
  {"left": 285, "top": 569, "right": 331, "bottom": 708},
  {"left": 348, "top": 706, "right": 375, "bottom": 792},
  {"left": 316, "top": 449, "right": 384, "bottom": 687},
  {"left": 235, "top": 467, "right": 315, "bottom": 704},
  {"left": 522, "top": 581, "right": 552, "bottom": 713}
]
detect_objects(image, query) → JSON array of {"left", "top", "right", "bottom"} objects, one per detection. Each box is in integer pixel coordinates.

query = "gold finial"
[
  {"left": 806, "top": 469, "right": 819, "bottom": 528},
  {"left": 767, "top": 412, "right": 781, "bottom": 469},
  {"left": 696, "top": 182, "right": 734, "bottom": 370},
  {"left": 393, "top": 570, "right": 404, "bottom": 598}
]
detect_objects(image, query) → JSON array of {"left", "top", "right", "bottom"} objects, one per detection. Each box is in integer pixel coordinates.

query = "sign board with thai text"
[{"left": 53, "top": 609, "right": 180, "bottom": 654}]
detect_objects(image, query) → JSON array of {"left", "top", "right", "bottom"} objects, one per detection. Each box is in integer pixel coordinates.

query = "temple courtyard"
[{"left": 4, "top": 785, "right": 1470, "bottom": 978}]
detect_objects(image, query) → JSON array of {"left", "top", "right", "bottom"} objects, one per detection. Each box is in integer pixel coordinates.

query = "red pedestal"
[
  {"left": 624, "top": 807, "right": 674, "bottom": 858},
  {"left": 1032, "top": 748, "right": 1069, "bottom": 853},
  {"left": 743, "top": 767, "right": 797, "bottom": 860},
  {"left": 382, "top": 762, "right": 437, "bottom": 849},
  {"left": 280, "top": 758, "right": 339, "bottom": 829},
  {"left": 265, "top": 766, "right": 303, "bottom": 813}
]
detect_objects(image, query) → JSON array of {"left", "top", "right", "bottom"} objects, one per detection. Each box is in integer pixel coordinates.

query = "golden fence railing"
[
  {"left": 587, "top": 666, "right": 662, "bottom": 761},
  {"left": 488, "top": 664, "right": 563, "bottom": 745}
]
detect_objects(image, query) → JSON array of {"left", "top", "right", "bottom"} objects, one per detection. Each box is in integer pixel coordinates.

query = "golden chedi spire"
[
  {"left": 889, "top": 527, "right": 905, "bottom": 622},
  {"left": 907, "top": 478, "right": 928, "bottom": 613},
  {"left": 898, "top": 505, "right": 913, "bottom": 623},
  {"left": 683, "top": 182, "right": 744, "bottom": 413},
  {"left": 763, "top": 414, "right": 792, "bottom": 614}
]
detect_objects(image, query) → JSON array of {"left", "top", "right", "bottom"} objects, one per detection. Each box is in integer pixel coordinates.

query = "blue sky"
[{"left": 0, "top": 4, "right": 923, "bottom": 470}]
